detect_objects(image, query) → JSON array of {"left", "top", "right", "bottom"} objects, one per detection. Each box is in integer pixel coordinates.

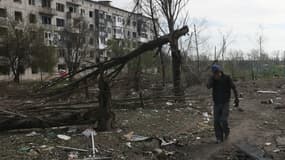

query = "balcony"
[
  {"left": 66, "top": 12, "right": 81, "bottom": 19},
  {"left": 67, "top": 0, "right": 82, "bottom": 6},
  {"left": 39, "top": 7, "right": 57, "bottom": 16}
]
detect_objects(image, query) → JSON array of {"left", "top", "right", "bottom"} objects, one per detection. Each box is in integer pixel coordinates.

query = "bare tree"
[
  {"left": 60, "top": 19, "right": 92, "bottom": 75},
  {"left": 140, "top": 0, "right": 167, "bottom": 86},
  {"left": 0, "top": 17, "right": 55, "bottom": 83},
  {"left": 154, "top": 0, "right": 189, "bottom": 96}
]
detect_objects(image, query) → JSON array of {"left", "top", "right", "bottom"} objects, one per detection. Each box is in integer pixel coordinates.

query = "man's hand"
[
  {"left": 234, "top": 98, "right": 239, "bottom": 107},
  {"left": 234, "top": 99, "right": 244, "bottom": 112}
]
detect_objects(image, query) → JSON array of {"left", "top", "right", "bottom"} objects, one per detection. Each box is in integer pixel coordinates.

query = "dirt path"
[{"left": 190, "top": 97, "right": 278, "bottom": 160}]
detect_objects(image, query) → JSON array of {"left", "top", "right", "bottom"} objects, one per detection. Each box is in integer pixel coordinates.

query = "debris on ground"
[
  {"left": 68, "top": 152, "right": 79, "bottom": 160},
  {"left": 123, "top": 131, "right": 151, "bottom": 142},
  {"left": 257, "top": 91, "right": 278, "bottom": 94},
  {"left": 276, "top": 136, "right": 285, "bottom": 149},
  {"left": 261, "top": 99, "right": 274, "bottom": 104},
  {"left": 166, "top": 102, "right": 174, "bottom": 106},
  {"left": 202, "top": 112, "right": 210, "bottom": 123},
  {"left": 158, "top": 137, "right": 177, "bottom": 146},
  {"left": 56, "top": 146, "right": 89, "bottom": 152},
  {"left": 25, "top": 131, "right": 39, "bottom": 137},
  {"left": 57, "top": 134, "right": 71, "bottom": 141},
  {"left": 235, "top": 142, "right": 273, "bottom": 160}
]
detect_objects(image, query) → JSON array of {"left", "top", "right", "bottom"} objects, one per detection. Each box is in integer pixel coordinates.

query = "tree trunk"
[
  {"left": 159, "top": 50, "right": 166, "bottom": 87},
  {"left": 84, "top": 78, "right": 89, "bottom": 99},
  {"left": 194, "top": 24, "right": 200, "bottom": 73},
  {"left": 134, "top": 56, "right": 141, "bottom": 91},
  {"left": 171, "top": 38, "right": 183, "bottom": 96},
  {"left": 97, "top": 69, "right": 114, "bottom": 131},
  {"left": 13, "top": 69, "right": 20, "bottom": 83}
]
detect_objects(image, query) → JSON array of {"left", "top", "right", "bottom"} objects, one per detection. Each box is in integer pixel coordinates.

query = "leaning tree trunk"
[
  {"left": 171, "top": 38, "right": 183, "bottom": 96},
  {"left": 97, "top": 68, "right": 114, "bottom": 131}
]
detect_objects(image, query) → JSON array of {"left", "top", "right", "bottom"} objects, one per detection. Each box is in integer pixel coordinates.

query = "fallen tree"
[{"left": 0, "top": 26, "right": 189, "bottom": 131}]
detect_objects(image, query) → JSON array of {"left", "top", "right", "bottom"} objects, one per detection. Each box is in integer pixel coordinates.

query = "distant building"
[{"left": 0, "top": 0, "right": 154, "bottom": 80}]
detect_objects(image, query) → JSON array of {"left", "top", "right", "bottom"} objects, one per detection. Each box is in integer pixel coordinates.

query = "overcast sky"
[{"left": 111, "top": 0, "right": 285, "bottom": 54}]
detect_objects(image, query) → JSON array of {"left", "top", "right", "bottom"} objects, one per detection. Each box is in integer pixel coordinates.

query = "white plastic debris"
[
  {"left": 123, "top": 131, "right": 150, "bottom": 142},
  {"left": 25, "top": 131, "right": 39, "bottom": 137},
  {"left": 257, "top": 91, "right": 278, "bottom": 94},
  {"left": 265, "top": 142, "right": 272, "bottom": 146},
  {"left": 159, "top": 138, "right": 177, "bottom": 146},
  {"left": 153, "top": 109, "right": 159, "bottom": 113},
  {"left": 40, "top": 145, "right": 47, "bottom": 149},
  {"left": 57, "top": 134, "right": 71, "bottom": 141},
  {"left": 82, "top": 128, "right": 97, "bottom": 138},
  {"left": 196, "top": 137, "right": 201, "bottom": 140},
  {"left": 202, "top": 112, "right": 210, "bottom": 123},
  {"left": 125, "top": 142, "right": 132, "bottom": 148},
  {"left": 166, "top": 102, "right": 173, "bottom": 106},
  {"left": 116, "top": 128, "right": 123, "bottom": 133},
  {"left": 273, "top": 149, "right": 281, "bottom": 153}
]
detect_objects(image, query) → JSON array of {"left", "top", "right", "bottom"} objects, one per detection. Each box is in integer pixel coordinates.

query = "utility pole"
[
  {"left": 194, "top": 24, "right": 200, "bottom": 73},
  {"left": 221, "top": 36, "right": 226, "bottom": 68},
  {"left": 214, "top": 46, "right": 217, "bottom": 60}
]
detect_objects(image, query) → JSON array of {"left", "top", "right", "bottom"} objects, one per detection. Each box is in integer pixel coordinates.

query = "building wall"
[{"left": 0, "top": 0, "right": 154, "bottom": 81}]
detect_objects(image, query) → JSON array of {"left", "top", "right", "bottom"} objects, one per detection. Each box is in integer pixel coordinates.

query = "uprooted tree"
[{"left": 0, "top": 26, "right": 189, "bottom": 131}]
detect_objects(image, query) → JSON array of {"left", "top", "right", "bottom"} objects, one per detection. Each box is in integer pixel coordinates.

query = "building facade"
[{"left": 0, "top": 0, "right": 154, "bottom": 80}]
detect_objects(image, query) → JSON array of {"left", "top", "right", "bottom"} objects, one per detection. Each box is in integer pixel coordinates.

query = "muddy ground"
[{"left": 0, "top": 79, "right": 285, "bottom": 160}]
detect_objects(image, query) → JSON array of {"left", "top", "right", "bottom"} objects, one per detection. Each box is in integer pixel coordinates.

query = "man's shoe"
[
  {"left": 225, "top": 132, "right": 230, "bottom": 140},
  {"left": 216, "top": 140, "right": 222, "bottom": 144}
]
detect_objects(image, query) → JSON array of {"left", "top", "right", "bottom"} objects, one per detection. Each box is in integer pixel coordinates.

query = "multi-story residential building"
[{"left": 0, "top": 0, "right": 154, "bottom": 80}]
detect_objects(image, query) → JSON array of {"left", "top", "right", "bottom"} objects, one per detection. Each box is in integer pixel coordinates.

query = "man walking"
[{"left": 207, "top": 64, "right": 239, "bottom": 143}]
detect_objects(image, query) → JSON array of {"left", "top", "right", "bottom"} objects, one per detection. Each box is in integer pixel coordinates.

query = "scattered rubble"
[
  {"left": 257, "top": 91, "right": 278, "bottom": 94},
  {"left": 57, "top": 134, "right": 71, "bottom": 141}
]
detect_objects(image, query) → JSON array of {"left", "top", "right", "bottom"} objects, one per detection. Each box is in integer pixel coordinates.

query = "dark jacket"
[{"left": 207, "top": 73, "right": 238, "bottom": 104}]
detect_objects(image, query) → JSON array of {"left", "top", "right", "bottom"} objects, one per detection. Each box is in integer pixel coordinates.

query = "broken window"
[
  {"left": 58, "top": 49, "right": 65, "bottom": 57},
  {"left": 0, "top": 27, "right": 7, "bottom": 37},
  {"left": 89, "top": 11, "right": 93, "bottom": 18},
  {"left": 56, "top": 3, "right": 65, "bottom": 12},
  {"left": 81, "top": 9, "right": 85, "bottom": 15},
  {"left": 106, "top": 15, "right": 112, "bottom": 21},
  {"left": 133, "top": 32, "right": 137, "bottom": 38},
  {"left": 14, "top": 11, "right": 22, "bottom": 21},
  {"left": 29, "top": 14, "right": 37, "bottom": 23},
  {"left": 42, "top": 15, "right": 51, "bottom": 25},
  {"left": 56, "top": 18, "right": 65, "bottom": 27},
  {"left": 0, "top": 8, "right": 7, "bottom": 18},
  {"left": 42, "top": 0, "right": 51, "bottom": 8},
  {"left": 58, "top": 64, "right": 66, "bottom": 70},
  {"left": 89, "top": 24, "right": 94, "bottom": 30},
  {"left": 29, "top": 0, "right": 35, "bottom": 5}
]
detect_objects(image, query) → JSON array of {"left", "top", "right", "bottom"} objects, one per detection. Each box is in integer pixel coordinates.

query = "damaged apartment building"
[{"left": 0, "top": 0, "right": 154, "bottom": 80}]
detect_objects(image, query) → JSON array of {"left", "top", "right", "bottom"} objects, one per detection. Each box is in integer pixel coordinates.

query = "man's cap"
[{"left": 211, "top": 64, "right": 222, "bottom": 73}]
